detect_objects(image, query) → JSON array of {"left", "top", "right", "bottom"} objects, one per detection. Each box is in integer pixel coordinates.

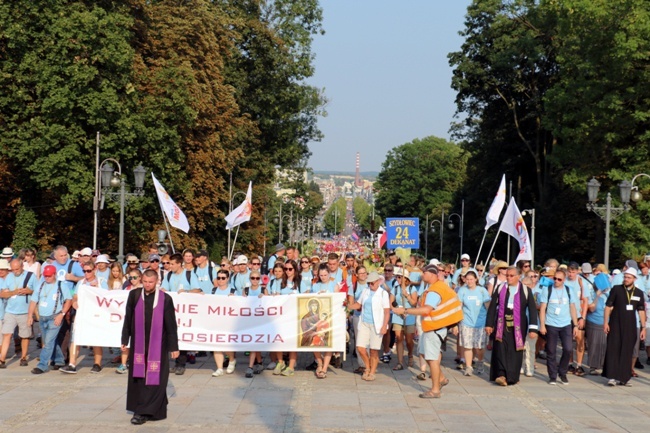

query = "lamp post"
[
  {"left": 521, "top": 208, "right": 536, "bottom": 268},
  {"left": 448, "top": 199, "right": 464, "bottom": 257},
  {"left": 430, "top": 215, "right": 444, "bottom": 262},
  {"left": 424, "top": 210, "right": 444, "bottom": 260},
  {"left": 100, "top": 161, "right": 146, "bottom": 264},
  {"left": 586, "top": 178, "right": 630, "bottom": 271},
  {"left": 333, "top": 207, "right": 340, "bottom": 236}
]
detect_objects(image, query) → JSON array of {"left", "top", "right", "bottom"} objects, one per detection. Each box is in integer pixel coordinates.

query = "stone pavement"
[{"left": 1, "top": 340, "right": 650, "bottom": 433}]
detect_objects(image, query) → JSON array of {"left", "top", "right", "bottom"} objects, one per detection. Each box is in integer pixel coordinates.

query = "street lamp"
[
  {"left": 448, "top": 200, "right": 465, "bottom": 257},
  {"left": 100, "top": 160, "right": 146, "bottom": 263},
  {"left": 430, "top": 217, "right": 444, "bottom": 262},
  {"left": 586, "top": 177, "right": 630, "bottom": 271},
  {"left": 424, "top": 210, "right": 445, "bottom": 260},
  {"left": 626, "top": 173, "right": 650, "bottom": 203},
  {"left": 332, "top": 207, "right": 340, "bottom": 236},
  {"left": 521, "top": 208, "right": 535, "bottom": 268}
]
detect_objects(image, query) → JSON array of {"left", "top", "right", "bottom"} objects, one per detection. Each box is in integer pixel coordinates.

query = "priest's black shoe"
[{"left": 131, "top": 414, "right": 149, "bottom": 425}]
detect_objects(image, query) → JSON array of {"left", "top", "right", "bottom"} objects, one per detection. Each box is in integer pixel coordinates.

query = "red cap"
[{"left": 43, "top": 265, "right": 56, "bottom": 277}]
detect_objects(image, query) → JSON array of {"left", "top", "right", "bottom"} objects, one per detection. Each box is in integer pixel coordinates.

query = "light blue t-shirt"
[
  {"left": 313, "top": 280, "right": 337, "bottom": 294},
  {"left": 194, "top": 265, "right": 216, "bottom": 294},
  {"left": 349, "top": 281, "right": 368, "bottom": 317},
  {"left": 391, "top": 285, "right": 417, "bottom": 326},
  {"left": 267, "top": 278, "right": 283, "bottom": 295},
  {"left": 95, "top": 268, "right": 110, "bottom": 286},
  {"left": 423, "top": 290, "right": 442, "bottom": 309},
  {"left": 0, "top": 276, "right": 6, "bottom": 320},
  {"left": 31, "top": 280, "right": 72, "bottom": 317},
  {"left": 301, "top": 271, "right": 313, "bottom": 293},
  {"left": 278, "top": 280, "right": 298, "bottom": 295},
  {"left": 211, "top": 286, "right": 231, "bottom": 296},
  {"left": 457, "top": 285, "right": 490, "bottom": 328},
  {"left": 52, "top": 259, "right": 84, "bottom": 293},
  {"left": 362, "top": 290, "right": 375, "bottom": 324},
  {"left": 565, "top": 278, "right": 587, "bottom": 315},
  {"left": 4, "top": 271, "right": 38, "bottom": 315},
  {"left": 161, "top": 271, "right": 200, "bottom": 292},
  {"left": 247, "top": 286, "right": 264, "bottom": 297},
  {"left": 586, "top": 289, "right": 610, "bottom": 325},
  {"left": 539, "top": 286, "right": 573, "bottom": 328},
  {"left": 231, "top": 270, "right": 251, "bottom": 294}
]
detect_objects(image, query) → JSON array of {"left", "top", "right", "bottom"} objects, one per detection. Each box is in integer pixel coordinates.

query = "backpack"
[
  {"left": 544, "top": 285, "right": 572, "bottom": 314},
  {"left": 22, "top": 271, "right": 33, "bottom": 302},
  {"left": 261, "top": 255, "right": 274, "bottom": 275},
  {"left": 166, "top": 271, "right": 193, "bottom": 289}
]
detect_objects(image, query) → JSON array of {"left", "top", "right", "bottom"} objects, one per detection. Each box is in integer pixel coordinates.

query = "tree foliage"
[
  {"left": 0, "top": 0, "right": 325, "bottom": 257},
  {"left": 323, "top": 198, "right": 346, "bottom": 235},
  {"left": 352, "top": 196, "right": 381, "bottom": 234}
]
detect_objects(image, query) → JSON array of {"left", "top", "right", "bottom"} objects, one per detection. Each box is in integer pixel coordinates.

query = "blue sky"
[{"left": 306, "top": 1, "right": 473, "bottom": 172}]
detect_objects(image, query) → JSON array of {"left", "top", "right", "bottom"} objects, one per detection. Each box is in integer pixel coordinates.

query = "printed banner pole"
[
  {"left": 160, "top": 206, "right": 176, "bottom": 254},
  {"left": 484, "top": 230, "right": 501, "bottom": 267},
  {"left": 229, "top": 225, "right": 240, "bottom": 260},
  {"left": 475, "top": 229, "right": 488, "bottom": 266}
]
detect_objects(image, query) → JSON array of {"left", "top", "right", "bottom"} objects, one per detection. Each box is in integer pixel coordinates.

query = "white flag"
[
  {"left": 225, "top": 181, "right": 252, "bottom": 230},
  {"left": 498, "top": 197, "right": 532, "bottom": 264},
  {"left": 151, "top": 173, "right": 190, "bottom": 233},
  {"left": 485, "top": 174, "right": 507, "bottom": 230}
]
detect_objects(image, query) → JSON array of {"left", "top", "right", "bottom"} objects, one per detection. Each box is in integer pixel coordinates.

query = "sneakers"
[
  {"left": 31, "top": 367, "right": 45, "bottom": 375},
  {"left": 475, "top": 361, "right": 485, "bottom": 375},
  {"left": 607, "top": 378, "right": 616, "bottom": 386},
  {"left": 273, "top": 361, "right": 286, "bottom": 375},
  {"left": 245, "top": 367, "right": 254, "bottom": 378},
  {"left": 559, "top": 374, "right": 569, "bottom": 385},
  {"left": 548, "top": 379, "right": 557, "bottom": 385},
  {"left": 463, "top": 366, "right": 473, "bottom": 377},
  {"left": 634, "top": 359, "right": 644, "bottom": 369},
  {"left": 226, "top": 360, "right": 236, "bottom": 374},
  {"left": 188, "top": 353, "right": 196, "bottom": 365},
  {"left": 574, "top": 366, "right": 586, "bottom": 376},
  {"left": 0, "top": 360, "right": 6, "bottom": 369},
  {"left": 60, "top": 364, "right": 77, "bottom": 374},
  {"left": 90, "top": 364, "right": 102, "bottom": 374},
  {"left": 381, "top": 353, "right": 391, "bottom": 364},
  {"left": 568, "top": 364, "right": 576, "bottom": 374},
  {"left": 19, "top": 358, "right": 28, "bottom": 367},
  {"left": 525, "top": 371, "right": 534, "bottom": 377},
  {"left": 457, "top": 363, "right": 466, "bottom": 371},
  {"left": 589, "top": 368, "right": 599, "bottom": 375},
  {"left": 281, "top": 367, "right": 295, "bottom": 377},
  {"left": 212, "top": 368, "right": 224, "bottom": 377},
  {"left": 116, "top": 364, "right": 128, "bottom": 374},
  {"left": 175, "top": 366, "right": 186, "bottom": 375},
  {"left": 253, "top": 363, "right": 263, "bottom": 374},
  {"left": 266, "top": 361, "right": 277, "bottom": 371}
]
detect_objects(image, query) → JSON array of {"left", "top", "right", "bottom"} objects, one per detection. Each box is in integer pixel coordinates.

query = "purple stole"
[
  {"left": 133, "top": 289, "right": 165, "bottom": 385},
  {"left": 495, "top": 283, "right": 525, "bottom": 351}
]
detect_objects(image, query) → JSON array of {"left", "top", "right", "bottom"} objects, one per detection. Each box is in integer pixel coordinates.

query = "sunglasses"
[
  {"left": 162, "top": 262, "right": 170, "bottom": 265},
  {"left": 128, "top": 276, "right": 139, "bottom": 280},
  {"left": 250, "top": 277, "right": 261, "bottom": 280},
  {"left": 221, "top": 263, "right": 228, "bottom": 267},
  {"left": 251, "top": 262, "right": 261, "bottom": 266},
  {"left": 151, "top": 259, "right": 160, "bottom": 263},
  {"left": 301, "top": 260, "right": 309, "bottom": 264},
  {"left": 128, "top": 262, "right": 138, "bottom": 265},
  {"left": 284, "top": 267, "right": 294, "bottom": 271},
  {"left": 83, "top": 270, "right": 93, "bottom": 273},
  {"left": 217, "top": 277, "right": 227, "bottom": 280},
  {"left": 385, "top": 270, "right": 394, "bottom": 273},
  {"left": 554, "top": 277, "right": 564, "bottom": 281}
]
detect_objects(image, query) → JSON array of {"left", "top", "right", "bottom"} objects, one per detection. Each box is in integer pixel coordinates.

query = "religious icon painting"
[{"left": 297, "top": 297, "right": 332, "bottom": 349}]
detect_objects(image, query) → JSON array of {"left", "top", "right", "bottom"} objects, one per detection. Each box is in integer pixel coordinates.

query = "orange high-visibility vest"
[{"left": 421, "top": 280, "right": 463, "bottom": 332}]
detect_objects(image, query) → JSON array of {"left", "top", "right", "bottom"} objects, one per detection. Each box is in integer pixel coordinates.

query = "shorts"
[
  {"left": 419, "top": 328, "right": 447, "bottom": 361},
  {"left": 356, "top": 321, "right": 383, "bottom": 351},
  {"left": 645, "top": 322, "right": 650, "bottom": 345},
  {"left": 2, "top": 313, "right": 30, "bottom": 338},
  {"left": 392, "top": 324, "right": 415, "bottom": 334},
  {"left": 459, "top": 325, "right": 487, "bottom": 349}
]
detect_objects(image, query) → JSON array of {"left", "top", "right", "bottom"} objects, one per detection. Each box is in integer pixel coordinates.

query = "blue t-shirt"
[
  {"left": 4, "top": 271, "right": 38, "bottom": 315},
  {"left": 423, "top": 290, "right": 442, "bottom": 309},
  {"left": 162, "top": 271, "right": 200, "bottom": 292},
  {"left": 211, "top": 286, "right": 231, "bottom": 296},
  {"left": 278, "top": 280, "right": 298, "bottom": 295},
  {"left": 313, "top": 280, "right": 337, "bottom": 294},
  {"left": 362, "top": 290, "right": 375, "bottom": 324},
  {"left": 457, "top": 285, "right": 490, "bottom": 328},
  {"left": 267, "top": 278, "right": 283, "bottom": 295},
  {"left": 0, "top": 276, "right": 6, "bottom": 320},
  {"left": 31, "top": 280, "right": 72, "bottom": 317},
  {"left": 391, "top": 285, "right": 416, "bottom": 326},
  {"left": 539, "top": 286, "right": 573, "bottom": 328},
  {"left": 350, "top": 281, "right": 368, "bottom": 317},
  {"left": 194, "top": 265, "right": 216, "bottom": 294},
  {"left": 247, "top": 286, "right": 264, "bottom": 297},
  {"left": 95, "top": 269, "right": 110, "bottom": 287},
  {"left": 301, "top": 271, "right": 313, "bottom": 293},
  {"left": 565, "top": 278, "right": 587, "bottom": 314},
  {"left": 231, "top": 270, "right": 251, "bottom": 294},
  {"left": 586, "top": 289, "right": 610, "bottom": 325},
  {"left": 52, "top": 259, "right": 84, "bottom": 293}
]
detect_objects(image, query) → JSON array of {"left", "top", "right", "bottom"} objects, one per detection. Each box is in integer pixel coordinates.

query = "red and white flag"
[
  {"left": 225, "top": 181, "right": 252, "bottom": 230},
  {"left": 152, "top": 173, "right": 190, "bottom": 233},
  {"left": 378, "top": 226, "right": 387, "bottom": 248},
  {"left": 485, "top": 174, "right": 506, "bottom": 230},
  {"left": 498, "top": 197, "right": 532, "bottom": 264}
]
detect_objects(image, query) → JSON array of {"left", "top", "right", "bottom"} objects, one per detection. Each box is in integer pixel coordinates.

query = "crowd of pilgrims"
[{"left": 0, "top": 243, "right": 648, "bottom": 387}]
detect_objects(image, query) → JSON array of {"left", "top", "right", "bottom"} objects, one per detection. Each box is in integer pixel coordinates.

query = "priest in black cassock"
[
  {"left": 121, "top": 269, "right": 179, "bottom": 425},
  {"left": 602, "top": 267, "right": 646, "bottom": 386},
  {"left": 485, "top": 267, "right": 539, "bottom": 386}
]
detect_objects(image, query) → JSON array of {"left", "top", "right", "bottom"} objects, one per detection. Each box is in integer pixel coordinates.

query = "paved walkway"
[{"left": 1, "top": 340, "right": 649, "bottom": 432}]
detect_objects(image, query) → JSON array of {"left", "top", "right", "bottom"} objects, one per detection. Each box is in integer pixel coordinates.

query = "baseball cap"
[
  {"left": 148, "top": 254, "right": 161, "bottom": 262},
  {"left": 423, "top": 264, "right": 439, "bottom": 274},
  {"left": 91, "top": 249, "right": 101, "bottom": 257},
  {"left": 80, "top": 247, "right": 92, "bottom": 256},
  {"left": 581, "top": 263, "right": 592, "bottom": 273},
  {"left": 429, "top": 258, "right": 441, "bottom": 266},
  {"left": 42, "top": 265, "right": 56, "bottom": 277},
  {"left": 72, "top": 250, "right": 81, "bottom": 259},
  {"left": 460, "top": 253, "right": 470, "bottom": 261}
]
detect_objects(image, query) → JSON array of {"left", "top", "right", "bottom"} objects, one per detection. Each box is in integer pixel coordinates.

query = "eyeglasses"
[
  {"left": 83, "top": 270, "right": 93, "bottom": 273},
  {"left": 250, "top": 277, "right": 260, "bottom": 280},
  {"left": 217, "top": 277, "right": 227, "bottom": 280},
  {"left": 553, "top": 277, "right": 564, "bottom": 281},
  {"left": 151, "top": 259, "right": 160, "bottom": 263},
  {"left": 461, "top": 259, "right": 469, "bottom": 262},
  {"left": 251, "top": 262, "right": 261, "bottom": 266},
  {"left": 301, "top": 260, "right": 309, "bottom": 264},
  {"left": 162, "top": 262, "right": 170, "bottom": 265},
  {"left": 532, "top": 274, "right": 539, "bottom": 278},
  {"left": 128, "top": 276, "right": 139, "bottom": 280}
]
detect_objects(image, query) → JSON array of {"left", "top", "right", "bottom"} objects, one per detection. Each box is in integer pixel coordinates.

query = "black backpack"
[{"left": 261, "top": 254, "right": 274, "bottom": 275}]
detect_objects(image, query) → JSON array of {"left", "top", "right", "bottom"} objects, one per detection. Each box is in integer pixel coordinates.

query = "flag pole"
[
  {"left": 229, "top": 225, "right": 240, "bottom": 260},
  {"left": 475, "top": 229, "right": 489, "bottom": 266},
  {"left": 160, "top": 205, "right": 176, "bottom": 254},
  {"left": 484, "top": 230, "right": 501, "bottom": 267}
]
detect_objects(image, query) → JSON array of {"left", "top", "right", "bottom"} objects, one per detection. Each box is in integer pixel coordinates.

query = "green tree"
[
  {"left": 11, "top": 206, "right": 38, "bottom": 251},
  {"left": 352, "top": 197, "right": 381, "bottom": 233},
  {"left": 323, "top": 198, "right": 346, "bottom": 235}
]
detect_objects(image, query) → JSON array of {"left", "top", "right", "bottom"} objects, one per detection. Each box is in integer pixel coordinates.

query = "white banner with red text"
[{"left": 74, "top": 285, "right": 347, "bottom": 352}]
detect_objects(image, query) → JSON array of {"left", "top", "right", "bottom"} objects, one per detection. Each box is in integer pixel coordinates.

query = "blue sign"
[{"left": 386, "top": 218, "right": 420, "bottom": 249}]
